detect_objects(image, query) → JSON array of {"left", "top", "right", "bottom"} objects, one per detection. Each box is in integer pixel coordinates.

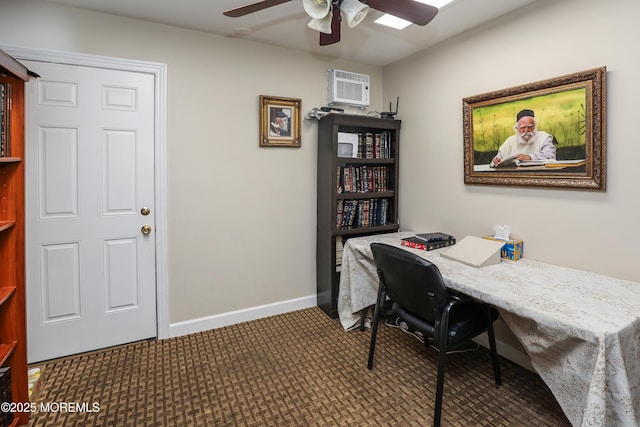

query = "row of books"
[
  {"left": 337, "top": 165, "right": 391, "bottom": 193},
  {"left": 336, "top": 198, "right": 389, "bottom": 229},
  {"left": 0, "top": 82, "right": 13, "bottom": 158},
  {"left": 342, "top": 131, "right": 393, "bottom": 159}
]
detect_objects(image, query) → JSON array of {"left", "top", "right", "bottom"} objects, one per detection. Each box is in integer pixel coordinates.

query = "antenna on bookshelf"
[{"left": 380, "top": 96, "right": 399, "bottom": 119}]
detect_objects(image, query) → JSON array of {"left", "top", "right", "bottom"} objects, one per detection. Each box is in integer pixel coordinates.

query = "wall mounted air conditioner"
[{"left": 327, "top": 68, "right": 370, "bottom": 107}]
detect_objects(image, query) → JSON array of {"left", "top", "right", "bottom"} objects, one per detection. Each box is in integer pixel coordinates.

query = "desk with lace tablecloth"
[{"left": 337, "top": 232, "right": 640, "bottom": 427}]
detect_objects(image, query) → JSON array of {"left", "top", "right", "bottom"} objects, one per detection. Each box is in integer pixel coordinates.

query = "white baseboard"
[
  {"left": 168, "top": 294, "right": 317, "bottom": 338},
  {"left": 474, "top": 334, "right": 533, "bottom": 372},
  {"left": 168, "top": 296, "right": 534, "bottom": 372}
]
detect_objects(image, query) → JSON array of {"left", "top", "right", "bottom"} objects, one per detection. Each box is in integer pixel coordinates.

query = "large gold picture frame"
[
  {"left": 259, "top": 95, "right": 301, "bottom": 148},
  {"left": 463, "top": 67, "right": 606, "bottom": 190}
]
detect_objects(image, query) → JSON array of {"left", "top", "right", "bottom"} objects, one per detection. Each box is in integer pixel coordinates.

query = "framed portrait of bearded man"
[
  {"left": 259, "top": 95, "right": 301, "bottom": 148},
  {"left": 463, "top": 67, "right": 606, "bottom": 191}
]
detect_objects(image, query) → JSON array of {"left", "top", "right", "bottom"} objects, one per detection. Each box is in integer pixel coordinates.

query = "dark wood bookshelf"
[{"left": 316, "top": 114, "right": 401, "bottom": 318}]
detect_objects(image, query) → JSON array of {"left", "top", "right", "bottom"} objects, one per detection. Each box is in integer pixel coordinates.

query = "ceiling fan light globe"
[
  {"left": 341, "top": 0, "right": 370, "bottom": 28},
  {"left": 307, "top": 15, "right": 333, "bottom": 34},
  {"left": 303, "top": 0, "right": 331, "bottom": 19}
]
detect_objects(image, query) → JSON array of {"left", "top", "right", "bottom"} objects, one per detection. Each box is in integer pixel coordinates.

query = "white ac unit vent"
[{"left": 327, "top": 68, "right": 370, "bottom": 107}]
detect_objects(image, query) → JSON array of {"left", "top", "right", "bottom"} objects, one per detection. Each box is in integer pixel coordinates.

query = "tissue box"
[{"left": 482, "top": 236, "right": 523, "bottom": 261}]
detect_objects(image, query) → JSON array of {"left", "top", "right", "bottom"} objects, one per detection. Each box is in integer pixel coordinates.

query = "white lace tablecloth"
[{"left": 337, "top": 232, "right": 640, "bottom": 427}]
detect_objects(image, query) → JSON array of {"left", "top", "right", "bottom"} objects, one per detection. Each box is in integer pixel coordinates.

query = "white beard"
[{"left": 516, "top": 131, "right": 536, "bottom": 145}]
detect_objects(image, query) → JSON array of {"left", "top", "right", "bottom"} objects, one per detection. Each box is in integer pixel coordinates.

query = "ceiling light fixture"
[
  {"left": 375, "top": 15, "right": 411, "bottom": 30},
  {"left": 304, "top": 0, "right": 370, "bottom": 35},
  {"left": 375, "top": 0, "right": 455, "bottom": 30},
  {"left": 235, "top": 26, "right": 253, "bottom": 36},
  {"left": 417, "top": 0, "right": 456, "bottom": 7}
]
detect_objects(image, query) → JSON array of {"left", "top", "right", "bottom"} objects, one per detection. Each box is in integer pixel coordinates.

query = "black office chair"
[{"left": 368, "top": 243, "right": 502, "bottom": 427}]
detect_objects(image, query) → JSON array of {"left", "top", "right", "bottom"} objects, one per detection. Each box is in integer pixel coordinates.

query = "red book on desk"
[{"left": 401, "top": 236, "right": 456, "bottom": 251}]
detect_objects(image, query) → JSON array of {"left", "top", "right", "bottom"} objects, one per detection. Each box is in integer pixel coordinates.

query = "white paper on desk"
[{"left": 440, "top": 235, "right": 504, "bottom": 267}]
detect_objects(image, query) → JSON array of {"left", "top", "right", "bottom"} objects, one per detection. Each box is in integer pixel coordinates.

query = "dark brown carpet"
[{"left": 27, "top": 307, "right": 570, "bottom": 426}]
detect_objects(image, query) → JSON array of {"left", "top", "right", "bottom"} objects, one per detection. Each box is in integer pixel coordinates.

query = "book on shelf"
[
  {"left": 0, "top": 83, "right": 5, "bottom": 157},
  {"left": 335, "top": 236, "right": 344, "bottom": 267},
  {"left": 336, "top": 236, "right": 344, "bottom": 265},
  {"left": 365, "top": 132, "right": 374, "bottom": 159},
  {"left": 0, "top": 82, "right": 11, "bottom": 158},
  {"left": 335, "top": 236, "right": 345, "bottom": 272},
  {"left": 401, "top": 234, "right": 456, "bottom": 251}
]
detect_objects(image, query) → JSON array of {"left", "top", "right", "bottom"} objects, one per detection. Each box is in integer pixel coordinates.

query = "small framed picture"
[{"left": 259, "top": 95, "right": 301, "bottom": 147}]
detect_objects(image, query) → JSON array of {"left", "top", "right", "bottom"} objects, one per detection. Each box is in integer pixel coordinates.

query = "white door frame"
[{"left": 2, "top": 45, "right": 169, "bottom": 340}]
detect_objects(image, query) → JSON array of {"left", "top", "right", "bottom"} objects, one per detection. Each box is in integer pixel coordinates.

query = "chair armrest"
[{"left": 449, "top": 290, "right": 473, "bottom": 303}]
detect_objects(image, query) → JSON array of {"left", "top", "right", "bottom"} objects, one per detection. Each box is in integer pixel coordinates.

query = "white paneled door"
[{"left": 24, "top": 61, "right": 157, "bottom": 363}]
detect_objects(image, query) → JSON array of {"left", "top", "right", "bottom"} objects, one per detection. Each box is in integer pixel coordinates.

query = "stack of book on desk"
[{"left": 401, "top": 232, "right": 456, "bottom": 251}]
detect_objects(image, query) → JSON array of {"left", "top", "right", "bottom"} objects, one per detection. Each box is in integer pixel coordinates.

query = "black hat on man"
[{"left": 517, "top": 109, "right": 535, "bottom": 121}]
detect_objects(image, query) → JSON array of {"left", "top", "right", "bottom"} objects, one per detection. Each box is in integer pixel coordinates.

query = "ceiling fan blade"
[
  {"left": 319, "top": 7, "right": 341, "bottom": 46},
  {"left": 367, "top": 0, "right": 438, "bottom": 26},
  {"left": 223, "top": 0, "right": 293, "bottom": 17}
]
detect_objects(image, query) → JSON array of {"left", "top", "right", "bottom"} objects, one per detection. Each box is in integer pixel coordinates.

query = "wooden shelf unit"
[
  {"left": 316, "top": 114, "right": 401, "bottom": 318},
  {"left": 0, "top": 48, "right": 30, "bottom": 426}
]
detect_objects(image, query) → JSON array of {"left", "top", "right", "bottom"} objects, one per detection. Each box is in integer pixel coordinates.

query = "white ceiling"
[{"left": 42, "top": 0, "right": 538, "bottom": 66}]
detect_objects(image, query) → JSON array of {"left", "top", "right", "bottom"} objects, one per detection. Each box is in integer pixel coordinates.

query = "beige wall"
[
  {"left": 0, "top": 0, "right": 383, "bottom": 325},
  {"left": 2, "top": 0, "right": 639, "bottom": 341},
  {"left": 385, "top": 0, "right": 640, "bottom": 283}
]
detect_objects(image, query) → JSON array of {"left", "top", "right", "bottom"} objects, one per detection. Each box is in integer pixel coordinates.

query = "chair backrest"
[{"left": 370, "top": 243, "right": 450, "bottom": 323}]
